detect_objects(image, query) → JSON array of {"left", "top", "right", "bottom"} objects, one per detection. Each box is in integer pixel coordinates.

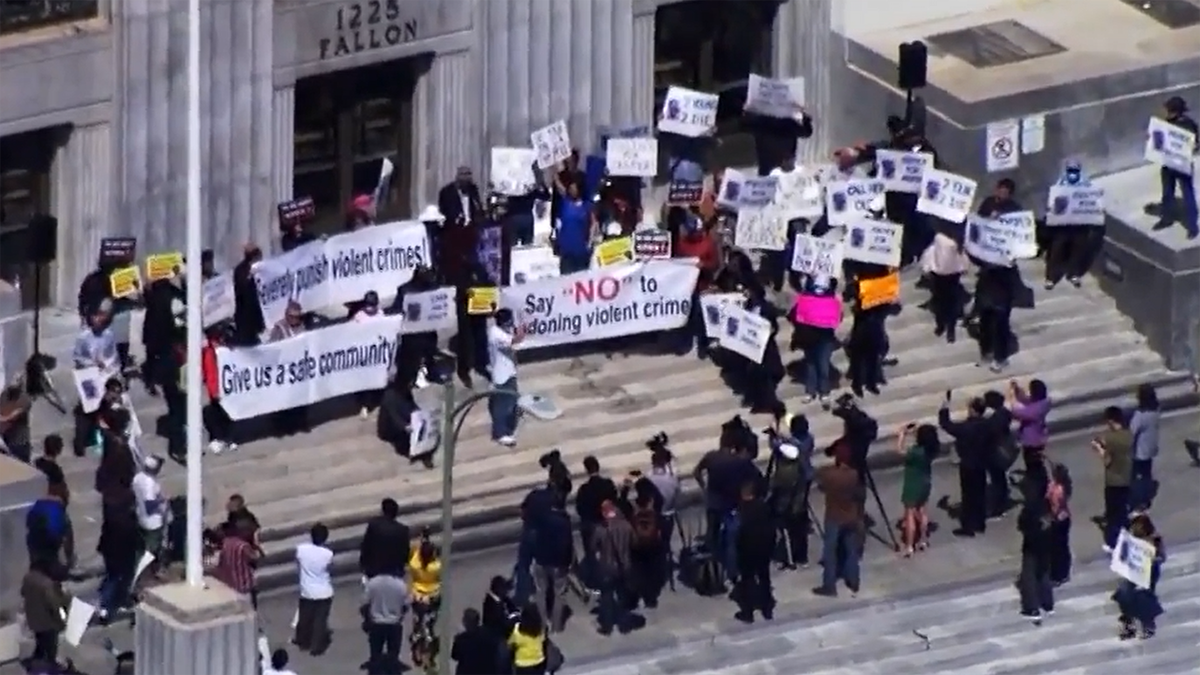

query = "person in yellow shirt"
[
  {"left": 407, "top": 531, "right": 442, "bottom": 669},
  {"left": 507, "top": 604, "right": 548, "bottom": 674}
]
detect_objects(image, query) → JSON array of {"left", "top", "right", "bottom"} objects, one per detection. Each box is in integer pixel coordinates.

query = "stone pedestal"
[
  {"left": 0, "top": 281, "right": 30, "bottom": 388},
  {"left": 134, "top": 580, "right": 258, "bottom": 675},
  {"left": 0, "top": 456, "right": 41, "bottom": 664}
]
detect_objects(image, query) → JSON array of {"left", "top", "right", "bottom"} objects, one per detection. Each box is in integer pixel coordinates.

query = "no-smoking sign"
[{"left": 986, "top": 120, "right": 1020, "bottom": 172}]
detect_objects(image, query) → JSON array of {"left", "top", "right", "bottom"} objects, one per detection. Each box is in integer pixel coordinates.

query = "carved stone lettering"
[{"left": 318, "top": 1, "right": 418, "bottom": 60}]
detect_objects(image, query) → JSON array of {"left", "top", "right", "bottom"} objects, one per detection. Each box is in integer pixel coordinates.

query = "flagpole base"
[{"left": 134, "top": 579, "right": 257, "bottom": 675}]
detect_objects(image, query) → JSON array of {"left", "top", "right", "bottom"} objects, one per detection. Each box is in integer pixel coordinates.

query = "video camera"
[{"left": 646, "top": 431, "right": 669, "bottom": 452}]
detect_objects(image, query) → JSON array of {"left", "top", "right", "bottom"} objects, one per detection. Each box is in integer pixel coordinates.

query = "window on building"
[
  {"left": 0, "top": 129, "right": 56, "bottom": 309},
  {"left": 0, "top": 0, "right": 101, "bottom": 35},
  {"left": 653, "top": 0, "right": 777, "bottom": 170}
]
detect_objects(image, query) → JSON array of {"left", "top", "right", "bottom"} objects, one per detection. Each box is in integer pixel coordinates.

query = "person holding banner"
[
  {"left": 1044, "top": 161, "right": 1102, "bottom": 290},
  {"left": 1153, "top": 96, "right": 1198, "bottom": 238},
  {"left": 1114, "top": 514, "right": 1167, "bottom": 640},
  {"left": 352, "top": 292, "right": 387, "bottom": 419},
  {"left": 268, "top": 301, "right": 312, "bottom": 436}
]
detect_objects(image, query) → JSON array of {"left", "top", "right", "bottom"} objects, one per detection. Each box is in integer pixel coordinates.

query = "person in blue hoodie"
[
  {"left": 553, "top": 181, "right": 594, "bottom": 275},
  {"left": 1044, "top": 161, "right": 1102, "bottom": 289},
  {"left": 26, "top": 481, "right": 74, "bottom": 570}
]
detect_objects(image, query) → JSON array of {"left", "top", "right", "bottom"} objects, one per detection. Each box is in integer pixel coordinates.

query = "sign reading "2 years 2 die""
[{"left": 319, "top": 1, "right": 419, "bottom": 60}]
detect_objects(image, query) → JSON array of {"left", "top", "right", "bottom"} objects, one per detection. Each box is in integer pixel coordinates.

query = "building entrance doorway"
[
  {"left": 292, "top": 56, "right": 426, "bottom": 234},
  {"left": 0, "top": 127, "right": 60, "bottom": 309}
]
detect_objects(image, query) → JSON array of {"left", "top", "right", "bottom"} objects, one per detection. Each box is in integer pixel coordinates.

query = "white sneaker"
[
  {"left": 1102, "top": 544, "right": 1113, "bottom": 554},
  {"left": 207, "top": 440, "right": 226, "bottom": 455},
  {"left": 800, "top": 394, "right": 815, "bottom": 404},
  {"left": 226, "top": 442, "right": 239, "bottom": 453},
  {"left": 497, "top": 436, "right": 516, "bottom": 447},
  {"left": 415, "top": 368, "right": 430, "bottom": 389},
  {"left": 359, "top": 407, "right": 370, "bottom": 420}
]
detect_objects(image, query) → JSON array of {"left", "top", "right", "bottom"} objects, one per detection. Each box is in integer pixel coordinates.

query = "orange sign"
[{"left": 858, "top": 271, "right": 899, "bottom": 310}]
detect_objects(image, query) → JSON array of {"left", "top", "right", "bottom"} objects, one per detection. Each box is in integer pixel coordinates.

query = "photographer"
[
  {"left": 937, "top": 395, "right": 992, "bottom": 537},
  {"left": 767, "top": 414, "right": 814, "bottom": 569},
  {"left": 645, "top": 435, "right": 680, "bottom": 568},
  {"left": 575, "top": 456, "right": 618, "bottom": 588},
  {"left": 693, "top": 418, "right": 763, "bottom": 584},
  {"left": 828, "top": 394, "right": 878, "bottom": 477}
]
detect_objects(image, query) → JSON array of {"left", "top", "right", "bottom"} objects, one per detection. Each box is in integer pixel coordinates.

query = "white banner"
[
  {"left": 843, "top": 217, "right": 903, "bottom": 267},
  {"left": 658, "top": 86, "right": 719, "bottom": 138},
  {"left": 202, "top": 274, "right": 236, "bottom": 327},
  {"left": 215, "top": 317, "right": 402, "bottom": 420},
  {"left": 511, "top": 245, "right": 561, "bottom": 284},
  {"left": 735, "top": 206, "right": 789, "bottom": 251},
  {"left": 1145, "top": 117, "right": 1196, "bottom": 176},
  {"left": 73, "top": 365, "right": 121, "bottom": 413},
  {"left": 1046, "top": 184, "right": 1106, "bottom": 226},
  {"left": 531, "top": 120, "right": 573, "bottom": 169},
  {"left": 917, "top": 168, "right": 978, "bottom": 223},
  {"left": 700, "top": 292, "right": 744, "bottom": 338},
  {"left": 1110, "top": 528, "right": 1156, "bottom": 589},
  {"left": 791, "top": 234, "right": 844, "bottom": 277},
  {"left": 718, "top": 171, "right": 777, "bottom": 210},
  {"left": 742, "top": 74, "right": 806, "bottom": 119},
  {"left": 965, "top": 214, "right": 1034, "bottom": 267},
  {"left": 397, "top": 287, "right": 457, "bottom": 335},
  {"left": 718, "top": 305, "right": 770, "bottom": 364},
  {"left": 252, "top": 221, "right": 428, "bottom": 328},
  {"left": 490, "top": 147, "right": 538, "bottom": 196},
  {"left": 606, "top": 138, "right": 658, "bottom": 177},
  {"left": 875, "top": 149, "right": 932, "bottom": 194},
  {"left": 501, "top": 260, "right": 699, "bottom": 349},
  {"left": 825, "top": 178, "right": 886, "bottom": 227},
  {"left": 772, "top": 168, "right": 825, "bottom": 220},
  {"left": 995, "top": 210, "right": 1039, "bottom": 259}
]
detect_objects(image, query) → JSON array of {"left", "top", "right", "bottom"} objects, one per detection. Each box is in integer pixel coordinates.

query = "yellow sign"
[
  {"left": 594, "top": 237, "right": 634, "bottom": 267},
  {"left": 109, "top": 266, "right": 142, "bottom": 299},
  {"left": 467, "top": 286, "right": 499, "bottom": 315},
  {"left": 145, "top": 252, "right": 184, "bottom": 282},
  {"left": 858, "top": 271, "right": 900, "bottom": 310}
]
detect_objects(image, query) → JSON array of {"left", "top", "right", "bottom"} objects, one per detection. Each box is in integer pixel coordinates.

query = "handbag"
[{"left": 545, "top": 637, "right": 565, "bottom": 673}]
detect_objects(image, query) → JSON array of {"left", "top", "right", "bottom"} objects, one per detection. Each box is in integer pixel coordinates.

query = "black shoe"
[
  {"left": 865, "top": 384, "right": 881, "bottom": 396},
  {"left": 946, "top": 332, "right": 956, "bottom": 344},
  {"left": 734, "top": 610, "right": 755, "bottom": 624},
  {"left": 458, "top": 373, "right": 473, "bottom": 388},
  {"left": 851, "top": 384, "right": 864, "bottom": 398},
  {"left": 1152, "top": 218, "right": 1174, "bottom": 231},
  {"left": 952, "top": 528, "right": 976, "bottom": 538},
  {"left": 934, "top": 326, "right": 945, "bottom": 337},
  {"left": 1118, "top": 619, "right": 1136, "bottom": 640},
  {"left": 811, "top": 586, "right": 837, "bottom": 598},
  {"left": 882, "top": 357, "right": 899, "bottom": 367},
  {"left": 762, "top": 607, "right": 775, "bottom": 620}
]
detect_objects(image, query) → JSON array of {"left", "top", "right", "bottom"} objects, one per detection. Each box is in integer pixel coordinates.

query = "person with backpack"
[
  {"left": 767, "top": 414, "right": 814, "bottom": 569},
  {"left": 590, "top": 501, "right": 634, "bottom": 635}
]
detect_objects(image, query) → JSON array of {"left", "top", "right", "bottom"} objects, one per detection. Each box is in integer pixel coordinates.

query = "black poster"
[
  {"left": 634, "top": 230, "right": 672, "bottom": 259},
  {"left": 98, "top": 237, "right": 137, "bottom": 267},
  {"left": 667, "top": 181, "right": 704, "bottom": 205},
  {"left": 278, "top": 196, "right": 316, "bottom": 229}
]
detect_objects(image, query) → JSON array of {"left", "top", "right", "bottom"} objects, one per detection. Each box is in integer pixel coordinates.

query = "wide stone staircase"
[
  {"left": 37, "top": 257, "right": 1188, "bottom": 592},
  {"left": 568, "top": 540, "right": 1200, "bottom": 675}
]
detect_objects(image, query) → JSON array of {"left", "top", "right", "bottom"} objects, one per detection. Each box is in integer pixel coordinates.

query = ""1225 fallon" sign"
[{"left": 319, "top": 0, "right": 419, "bottom": 60}]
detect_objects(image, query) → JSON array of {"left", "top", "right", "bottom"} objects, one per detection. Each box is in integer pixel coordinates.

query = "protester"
[
  {"left": 0, "top": 381, "right": 32, "bottom": 462},
  {"left": 281, "top": 215, "right": 318, "bottom": 252},
  {"left": 1009, "top": 378, "right": 1052, "bottom": 470},
  {"left": 21, "top": 557, "right": 71, "bottom": 670},
  {"left": 231, "top": 243, "right": 266, "bottom": 346},
  {"left": 845, "top": 268, "right": 890, "bottom": 396},
  {"left": 812, "top": 441, "right": 864, "bottom": 598},
  {"left": 591, "top": 500, "right": 634, "bottom": 635},
  {"left": 140, "top": 268, "right": 184, "bottom": 396},
  {"left": 201, "top": 327, "right": 238, "bottom": 455},
  {"left": 938, "top": 396, "right": 990, "bottom": 537},
  {"left": 294, "top": 523, "right": 335, "bottom": 655},
  {"left": 733, "top": 481, "right": 775, "bottom": 622},
  {"left": 352, "top": 291, "right": 386, "bottom": 419},
  {"left": 131, "top": 455, "right": 167, "bottom": 574},
  {"left": 359, "top": 498, "right": 411, "bottom": 579},
  {"left": 896, "top": 423, "right": 936, "bottom": 557},
  {"left": 96, "top": 486, "right": 139, "bottom": 621},
  {"left": 576, "top": 455, "right": 618, "bottom": 587},
  {"left": 72, "top": 300, "right": 119, "bottom": 456},
  {"left": 363, "top": 560, "right": 408, "bottom": 675},
  {"left": 1046, "top": 461, "right": 1073, "bottom": 585},
  {"left": 508, "top": 604, "right": 548, "bottom": 674},
  {"left": 1095, "top": 405, "right": 1133, "bottom": 552},
  {"left": 1016, "top": 457, "right": 1055, "bottom": 624},
  {"left": 26, "top": 480, "right": 74, "bottom": 570},
  {"left": 482, "top": 575, "right": 519, "bottom": 643},
  {"left": 1153, "top": 96, "right": 1199, "bottom": 238},
  {"left": 33, "top": 435, "right": 65, "bottom": 486},
  {"left": 920, "top": 226, "right": 969, "bottom": 343},
  {"left": 531, "top": 489, "right": 573, "bottom": 633},
  {"left": 268, "top": 300, "right": 311, "bottom": 436},
  {"left": 1115, "top": 513, "right": 1166, "bottom": 639},
  {"left": 1044, "top": 161, "right": 1100, "bottom": 289},
  {"left": 1129, "top": 383, "right": 1161, "bottom": 511},
  {"left": 554, "top": 180, "right": 594, "bottom": 276},
  {"left": 793, "top": 276, "right": 838, "bottom": 405},
  {"left": 451, "top": 608, "right": 500, "bottom": 675},
  {"left": 741, "top": 286, "right": 784, "bottom": 414},
  {"left": 672, "top": 214, "right": 719, "bottom": 359},
  {"left": 487, "top": 308, "right": 524, "bottom": 447}
]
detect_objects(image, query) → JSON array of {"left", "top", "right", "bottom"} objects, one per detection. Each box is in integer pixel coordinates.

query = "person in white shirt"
[
  {"left": 131, "top": 456, "right": 166, "bottom": 572},
  {"left": 293, "top": 523, "right": 335, "bottom": 655},
  {"left": 352, "top": 291, "right": 385, "bottom": 418},
  {"left": 487, "top": 308, "right": 524, "bottom": 447},
  {"left": 263, "top": 648, "right": 299, "bottom": 675}
]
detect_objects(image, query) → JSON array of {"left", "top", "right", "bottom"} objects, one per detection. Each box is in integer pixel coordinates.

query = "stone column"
[
  {"left": 411, "top": 49, "right": 479, "bottom": 206},
  {"left": 630, "top": 5, "right": 656, "bottom": 130},
  {"left": 774, "top": 0, "right": 835, "bottom": 164},
  {"left": 51, "top": 123, "right": 114, "bottom": 305},
  {"left": 134, "top": 580, "right": 258, "bottom": 675},
  {"left": 271, "top": 86, "right": 296, "bottom": 241}
]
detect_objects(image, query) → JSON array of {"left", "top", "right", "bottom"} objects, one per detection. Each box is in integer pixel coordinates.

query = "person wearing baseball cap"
[{"left": 1154, "top": 96, "right": 1198, "bottom": 238}]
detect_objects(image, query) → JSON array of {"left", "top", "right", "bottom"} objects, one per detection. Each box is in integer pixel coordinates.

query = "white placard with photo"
[
  {"left": 490, "top": 147, "right": 538, "bottom": 196},
  {"left": 201, "top": 274, "right": 235, "bottom": 328},
  {"left": 605, "top": 138, "right": 658, "bottom": 177},
  {"left": 716, "top": 168, "right": 748, "bottom": 211},
  {"left": 1145, "top": 117, "right": 1196, "bottom": 176},
  {"left": 595, "top": 125, "right": 652, "bottom": 157},
  {"left": 995, "top": 210, "right": 1039, "bottom": 259},
  {"left": 73, "top": 365, "right": 121, "bottom": 413},
  {"left": 824, "top": 178, "right": 886, "bottom": 227},
  {"left": 917, "top": 168, "right": 978, "bottom": 223},
  {"left": 735, "top": 206, "right": 789, "bottom": 251},
  {"left": 843, "top": 217, "right": 903, "bottom": 268},
  {"left": 791, "top": 234, "right": 845, "bottom": 277},
  {"left": 965, "top": 215, "right": 1022, "bottom": 267},
  {"left": 1046, "top": 184, "right": 1106, "bottom": 226},
  {"left": 875, "top": 149, "right": 932, "bottom": 194},
  {"left": 1110, "top": 528, "right": 1156, "bottom": 589},
  {"left": 718, "top": 304, "right": 771, "bottom": 364},
  {"left": 397, "top": 287, "right": 457, "bottom": 335},
  {"left": 510, "top": 245, "right": 560, "bottom": 284},
  {"left": 530, "top": 120, "right": 573, "bottom": 169},
  {"left": 700, "top": 292, "right": 744, "bottom": 338},
  {"left": 409, "top": 407, "right": 439, "bottom": 456},
  {"left": 743, "top": 74, "right": 806, "bottom": 119},
  {"left": 657, "top": 86, "right": 719, "bottom": 138},
  {"left": 773, "top": 168, "right": 825, "bottom": 220}
]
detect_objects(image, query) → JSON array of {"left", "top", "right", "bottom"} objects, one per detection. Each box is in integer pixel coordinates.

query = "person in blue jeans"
[
  {"left": 486, "top": 309, "right": 523, "bottom": 447},
  {"left": 1116, "top": 514, "right": 1166, "bottom": 640},
  {"left": 1152, "top": 96, "right": 1199, "bottom": 239},
  {"left": 1128, "top": 383, "right": 1161, "bottom": 511},
  {"left": 554, "top": 182, "right": 593, "bottom": 275},
  {"left": 811, "top": 444, "right": 864, "bottom": 597}
]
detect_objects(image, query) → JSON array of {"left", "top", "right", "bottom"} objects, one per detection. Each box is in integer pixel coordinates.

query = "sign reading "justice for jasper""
[{"left": 319, "top": 1, "right": 419, "bottom": 60}]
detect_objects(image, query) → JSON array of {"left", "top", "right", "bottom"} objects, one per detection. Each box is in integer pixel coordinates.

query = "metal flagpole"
[{"left": 183, "top": 0, "right": 205, "bottom": 587}]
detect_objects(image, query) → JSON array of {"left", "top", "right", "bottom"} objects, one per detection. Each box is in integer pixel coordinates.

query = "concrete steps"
[
  {"left": 52, "top": 257, "right": 1186, "bottom": 585},
  {"left": 568, "top": 541, "right": 1200, "bottom": 675}
]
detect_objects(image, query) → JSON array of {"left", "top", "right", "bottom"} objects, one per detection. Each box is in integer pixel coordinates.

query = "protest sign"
[
  {"left": 501, "top": 260, "right": 699, "bottom": 349},
  {"left": 1145, "top": 116, "right": 1196, "bottom": 176},
  {"left": 965, "top": 214, "right": 1020, "bottom": 266},
  {"left": 657, "top": 86, "right": 719, "bottom": 137},
  {"left": 398, "top": 287, "right": 456, "bottom": 333},
  {"left": 735, "top": 206, "right": 789, "bottom": 251},
  {"left": 595, "top": 125, "right": 652, "bottom": 157},
  {"left": 99, "top": 237, "right": 136, "bottom": 267},
  {"left": 73, "top": 365, "right": 121, "bottom": 413},
  {"left": 252, "top": 220, "right": 428, "bottom": 328},
  {"left": 791, "top": 234, "right": 844, "bottom": 277},
  {"left": 917, "top": 168, "right": 978, "bottom": 223},
  {"left": 1046, "top": 184, "right": 1106, "bottom": 226},
  {"left": 634, "top": 229, "right": 672, "bottom": 259},
  {"left": 824, "top": 178, "right": 886, "bottom": 227},
  {"left": 409, "top": 407, "right": 438, "bottom": 457},
  {"left": 511, "top": 245, "right": 560, "bottom": 284},
  {"left": 277, "top": 197, "right": 316, "bottom": 227},
  {"left": 490, "top": 147, "right": 538, "bottom": 196},
  {"left": 773, "top": 168, "right": 825, "bottom": 220},
  {"left": 531, "top": 120, "right": 572, "bottom": 169},
  {"left": 743, "top": 74, "right": 805, "bottom": 119},
  {"left": 718, "top": 170, "right": 776, "bottom": 210},
  {"left": 466, "top": 287, "right": 499, "bottom": 316},
  {"left": 606, "top": 138, "right": 658, "bottom": 177},
  {"left": 875, "top": 149, "right": 932, "bottom": 194},
  {"left": 843, "top": 217, "right": 903, "bottom": 268},
  {"left": 202, "top": 274, "right": 235, "bottom": 327},
  {"left": 700, "top": 292, "right": 743, "bottom": 338},
  {"left": 593, "top": 237, "right": 634, "bottom": 268},
  {"left": 667, "top": 180, "right": 704, "bottom": 205},
  {"left": 145, "top": 252, "right": 183, "bottom": 282},
  {"left": 532, "top": 200, "right": 553, "bottom": 244},
  {"left": 794, "top": 294, "right": 841, "bottom": 329},
  {"left": 109, "top": 266, "right": 141, "bottom": 299},
  {"left": 719, "top": 305, "right": 770, "bottom": 364},
  {"left": 995, "top": 211, "right": 1039, "bottom": 259},
  {"left": 215, "top": 316, "right": 402, "bottom": 419},
  {"left": 1110, "top": 528, "right": 1156, "bottom": 589},
  {"left": 858, "top": 272, "right": 900, "bottom": 310},
  {"left": 63, "top": 597, "right": 96, "bottom": 647}
]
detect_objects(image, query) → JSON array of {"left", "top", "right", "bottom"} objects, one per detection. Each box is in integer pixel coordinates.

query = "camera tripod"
[
  {"left": 861, "top": 464, "right": 899, "bottom": 551},
  {"left": 22, "top": 264, "right": 67, "bottom": 413}
]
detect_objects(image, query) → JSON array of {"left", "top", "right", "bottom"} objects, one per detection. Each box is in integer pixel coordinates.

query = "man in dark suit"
[
  {"left": 437, "top": 166, "right": 484, "bottom": 230},
  {"left": 358, "top": 498, "right": 411, "bottom": 578}
]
